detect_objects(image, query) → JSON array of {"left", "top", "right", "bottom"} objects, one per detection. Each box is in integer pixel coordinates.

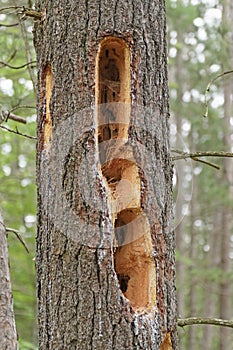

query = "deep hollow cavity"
[{"left": 96, "top": 37, "right": 156, "bottom": 311}]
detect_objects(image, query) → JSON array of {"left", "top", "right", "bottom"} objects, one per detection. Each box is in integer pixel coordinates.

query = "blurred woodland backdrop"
[{"left": 0, "top": 0, "right": 232, "bottom": 349}]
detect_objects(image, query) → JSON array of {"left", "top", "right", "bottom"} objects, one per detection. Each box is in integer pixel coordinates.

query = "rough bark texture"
[
  {"left": 34, "top": 1, "right": 177, "bottom": 349},
  {"left": 0, "top": 210, "right": 18, "bottom": 350}
]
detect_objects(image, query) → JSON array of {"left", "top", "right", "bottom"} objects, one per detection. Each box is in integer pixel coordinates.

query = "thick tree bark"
[
  {"left": 34, "top": 1, "right": 177, "bottom": 349},
  {"left": 0, "top": 210, "right": 18, "bottom": 350}
]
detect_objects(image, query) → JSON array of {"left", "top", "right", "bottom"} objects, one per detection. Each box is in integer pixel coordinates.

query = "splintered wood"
[
  {"left": 96, "top": 37, "right": 156, "bottom": 311},
  {"left": 42, "top": 64, "right": 54, "bottom": 149}
]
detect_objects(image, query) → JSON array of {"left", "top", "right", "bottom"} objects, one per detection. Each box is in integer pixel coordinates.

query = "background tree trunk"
[
  {"left": 0, "top": 210, "right": 18, "bottom": 350},
  {"left": 34, "top": 1, "right": 177, "bottom": 349},
  {"left": 219, "top": 0, "right": 233, "bottom": 348}
]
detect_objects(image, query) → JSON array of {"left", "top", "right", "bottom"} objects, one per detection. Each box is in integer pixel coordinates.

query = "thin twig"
[
  {"left": 0, "top": 22, "right": 19, "bottom": 27},
  {"left": 6, "top": 49, "right": 17, "bottom": 63},
  {"left": 10, "top": 105, "right": 36, "bottom": 113},
  {"left": 204, "top": 69, "right": 233, "bottom": 118},
  {"left": 14, "top": 2, "right": 37, "bottom": 94},
  {"left": 189, "top": 157, "right": 220, "bottom": 170},
  {"left": 178, "top": 317, "right": 233, "bottom": 329},
  {"left": 0, "top": 60, "right": 36, "bottom": 70},
  {"left": 0, "top": 6, "right": 22, "bottom": 12},
  {"left": 0, "top": 124, "right": 36, "bottom": 140},
  {"left": 6, "top": 227, "right": 29, "bottom": 254}
]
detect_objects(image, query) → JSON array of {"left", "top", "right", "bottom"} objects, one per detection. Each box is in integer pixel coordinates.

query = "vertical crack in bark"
[
  {"left": 95, "top": 0, "right": 102, "bottom": 39},
  {"left": 95, "top": 36, "right": 156, "bottom": 312},
  {"left": 113, "top": 0, "right": 119, "bottom": 31}
]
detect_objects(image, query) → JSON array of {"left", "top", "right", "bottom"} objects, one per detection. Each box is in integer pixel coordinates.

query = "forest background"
[{"left": 0, "top": 0, "right": 232, "bottom": 349}]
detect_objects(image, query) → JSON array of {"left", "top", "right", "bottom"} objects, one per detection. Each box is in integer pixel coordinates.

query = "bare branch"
[
  {"left": 191, "top": 157, "right": 220, "bottom": 170},
  {"left": 0, "top": 6, "right": 22, "bottom": 13},
  {"left": 10, "top": 105, "right": 36, "bottom": 113},
  {"left": 6, "top": 49, "right": 17, "bottom": 63},
  {"left": 204, "top": 69, "right": 233, "bottom": 118},
  {"left": 178, "top": 317, "right": 233, "bottom": 329},
  {"left": 0, "top": 22, "right": 19, "bottom": 27},
  {"left": 0, "top": 125, "right": 36, "bottom": 140},
  {"left": 2, "top": 111, "right": 27, "bottom": 124},
  {"left": 13, "top": 2, "right": 37, "bottom": 93},
  {"left": 6, "top": 227, "right": 29, "bottom": 254},
  {"left": 0, "top": 60, "right": 36, "bottom": 70},
  {"left": 172, "top": 150, "right": 233, "bottom": 161},
  {"left": 0, "top": 6, "right": 42, "bottom": 19},
  {"left": 21, "top": 8, "right": 42, "bottom": 20}
]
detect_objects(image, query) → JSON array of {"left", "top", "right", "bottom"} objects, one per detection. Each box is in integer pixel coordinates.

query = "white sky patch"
[
  {"left": 196, "top": 43, "right": 205, "bottom": 53},
  {"left": 195, "top": 219, "right": 203, "bottom": 227},
  {"left": 204, "top": 8, "right": 222, "bottom": 26},
  {"left": 185, "top": 173, "right": 192, "bottom": 183},
  {"left": 191, "top": 0, "right": 201, "bottom": 5},
  {"left": 0, "top": 14, "right": 6, "bottom": 21},
  {"left": 185, "top": 36, "right": 197, "bottom": 46},
  {"left": 169, "top": 47, "right": 177, "bottom": 58},
  {"left": 19, "top": 78, "right": 33, "bottom": 91},
  {"left": 1, "top": 143, "right": 12, "bottom": 154},
  {"left": 170, "top": 37, "right": 177, "bottom": 46},
  {"left": 24, "top": 214, "right": 36, "bottom": 228},
  {"left": 183, "top": 91, "right": 191, "bottom": 103},
  {"left": 203, "top": 244, "right": 210, "bottom": 252},
  {"left": 27, "top": 26, "right": 33, "bottom": 33},
  {"left": 210, "top": 64, "right": 220, "bottom": 73},
  {"left": 26, "top": 114, "right": 37, "bottom": 123},
  {"left": 170, "top": 30, "right": 177, "bottom": 38},
  {"left": 182, "top": 204, "right": 190, "bottom": 216},
  {"left": 194, "top": 166, "right": 202, "bottom": 175},
  {"left": 201, "top": 0, "right": 219, "bottom": 6},
  {"left": 197, "top": 28, "right": 207, "bottom": 41},
  {"left": 170, "top": 122, "right": 177, "bottom": 136},
  {"left": 211, "top": 93, "right": 224, "bottom": 108},
  {"left": 198, "top": 53, "right": 205, "bottom": 63},
  {"left": 193, "top": 17, "right": 204, "bottom": 27},
  {"left": 18, "top": 154, "right": 27, "bottom": 168},
  {"left": 21, "top": 178, "right": 31, "bottom": 187},
  {"left": 191, "top": 89, "right": 201, "bottom": 101},
  {"left": 182, "top": 120, "right": 191, "bottom": 134},
  {"left": 0, "top": 78, "right": 13, "bottom": 96},
  {"left": 170, "top": 89, "right": 177, "bottom": 99},
  {"left": 2, "top": 165, "right": 11, "bottom": 176}
]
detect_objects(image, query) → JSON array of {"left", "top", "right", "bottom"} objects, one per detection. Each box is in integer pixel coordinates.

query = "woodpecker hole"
[
  {"left": 95, "top": 37, "right": 156, "bottom": 312},
  {"left": 40, "top": 64, "right": 54, "bottom": 149}
]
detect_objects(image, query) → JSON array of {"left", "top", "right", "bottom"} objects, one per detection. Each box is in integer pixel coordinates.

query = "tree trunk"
[
  {"left": 201, "top": 212, "right": 221, "bottom": 350},
  {"left": 0, "top": 210, "right": 18, "bottom": 350},
  {"left": 187, "top": 131, "right": 197, "bottom": 350},
  {"left": 34, "top": 1, "right": 177, "bottom": 349},
  {"left": 219, "top": 1, "right": 233, "bottom": 349}
]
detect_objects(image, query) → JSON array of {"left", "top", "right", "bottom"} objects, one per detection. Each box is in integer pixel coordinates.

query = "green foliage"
[
  {"left": 1, "top": 1, "right": 233, "bottom": 349},
  {"left": 18, "top": 339, "right": 38, "bottom": 350},
  {"left": 168, "top": 0, "right": 233, "bottom": 349},
  {"left": 0, "top": 0, "right": 37, "bottom": 347}
]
